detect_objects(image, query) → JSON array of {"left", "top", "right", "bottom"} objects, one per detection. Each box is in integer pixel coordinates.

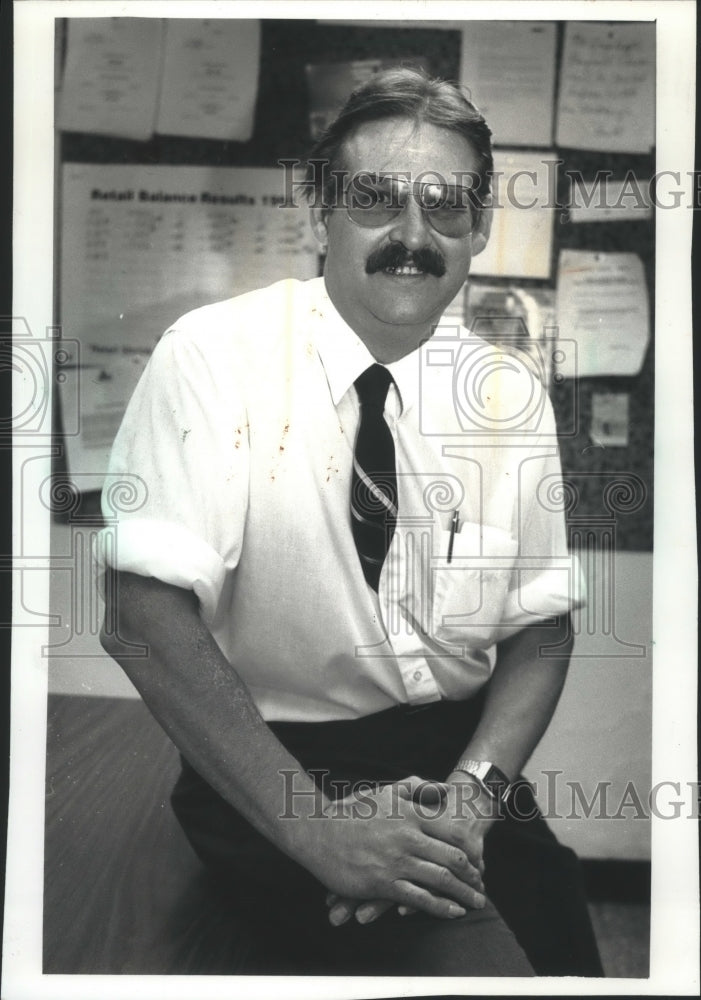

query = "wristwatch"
[{"left": 452, "top": 758, "right": 513, "bottom": 805}]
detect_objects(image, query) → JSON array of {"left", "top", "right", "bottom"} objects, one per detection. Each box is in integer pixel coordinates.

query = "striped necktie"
[{"left": 350, "top": 364, "right": 398, "bottom": 591}]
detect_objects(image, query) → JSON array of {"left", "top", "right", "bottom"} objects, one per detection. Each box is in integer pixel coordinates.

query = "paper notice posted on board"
[
  {"left": 556, "top": 22, "right": 655, "bottom": 153},
  {"left": 556, "top": 250, "right": 650, "bottom": 378},
  {"left": 156, "top": 20, "right": 261, "bottom": 141},
  {"left": 460, "top": 22, "right": 556, "bottom": 147},
  {"left": 57, "top": 19, "right": 163, "bottom": 140},
  {"left": 590, "top": 392, "right": 630, "bottom": 447},
  {"left": 569, "top": 176, "right": 653, "bottom": 223},
  {"left": 59, "top": 162, "right": 320, "bottom": 481},
  {"left": 470, "top": 150, "right": 556, "bottom": 280}
]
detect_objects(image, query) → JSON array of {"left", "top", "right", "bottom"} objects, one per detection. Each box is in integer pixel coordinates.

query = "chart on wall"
[{"left": 59, "top": 162, "right": 320, "bottom": 481}]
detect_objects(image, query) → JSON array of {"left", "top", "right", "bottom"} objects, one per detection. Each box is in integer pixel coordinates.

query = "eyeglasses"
[{"left": 345, "top": 173, "right": 478, "bottom": 238}]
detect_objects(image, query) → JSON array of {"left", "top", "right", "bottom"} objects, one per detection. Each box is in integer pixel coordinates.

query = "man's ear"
[
  {"left": 471, "top": 196, "right": 492, "bottom": 257},
  {"left": 309, "top": 205, "right": 329, "bottom": 249}
]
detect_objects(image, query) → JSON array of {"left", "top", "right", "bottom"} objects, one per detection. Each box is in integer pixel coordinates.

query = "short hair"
[{"left": 303, "top": 67, "right": 493, "bottom": 219}]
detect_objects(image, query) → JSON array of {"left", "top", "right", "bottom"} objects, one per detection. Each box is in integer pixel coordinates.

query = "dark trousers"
[{"left": 171, "top": 698, "right": 603, "bottom": 977}]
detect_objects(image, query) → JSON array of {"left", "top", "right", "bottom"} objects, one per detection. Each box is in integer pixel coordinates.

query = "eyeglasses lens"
[{"left": 346, "top": 174, "right": 474, "bottom": 237}]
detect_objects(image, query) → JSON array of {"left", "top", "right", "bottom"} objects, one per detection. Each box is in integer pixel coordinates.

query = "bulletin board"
[{"left": 55, "top": 17, "right": 655, "bottom": 550}]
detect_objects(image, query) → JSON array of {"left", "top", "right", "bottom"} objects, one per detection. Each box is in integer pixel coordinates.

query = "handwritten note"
[
  {"left": 556, "top": 22, "right": 655, "bottom": 153},
  {"left": 460, "top": 22, "right": 556, "bottom": 147},
  {"left": 556, "top": 250, "right": 650, "bottom": 377},
  {"left": 57, "top": 18, "right": 163, "bottom": 140},
  {"left": 156, "top": 20, "right": 261, "bottom": 141},
  {"left": 59, "top": 162, "right": 320, "bottom": 478}
]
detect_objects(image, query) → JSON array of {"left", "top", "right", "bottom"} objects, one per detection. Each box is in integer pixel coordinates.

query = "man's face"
[{"left": 310, "top": 117, "right": 489, "bottom": 361}]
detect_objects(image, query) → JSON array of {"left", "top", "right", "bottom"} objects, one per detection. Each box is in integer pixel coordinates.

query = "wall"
[{"left": 55, "top": 17, "right": 655, "bottom": 550}]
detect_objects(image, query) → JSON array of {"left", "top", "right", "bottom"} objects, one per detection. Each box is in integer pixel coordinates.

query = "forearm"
[
  {"left": 450, "top": 615, "right": 573, "bottom": 783},
  {"left": 100, "top": 570, "right": 322, "bottom": 866},
  {"left": 325, "top": 619, "right": 573, "bottom": 923},
  {"left": 101, "top": 571, "right": 485, "bottom": 918}
]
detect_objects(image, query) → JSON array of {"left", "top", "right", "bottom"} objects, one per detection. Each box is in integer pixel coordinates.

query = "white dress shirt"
[{"left": 96, "top": 277, "right": 584, "bottom": 721}]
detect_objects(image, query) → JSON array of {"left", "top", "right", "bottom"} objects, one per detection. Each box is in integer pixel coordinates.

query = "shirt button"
[{"left": 413, "top": 670, "right": 423, "bottom": 682}]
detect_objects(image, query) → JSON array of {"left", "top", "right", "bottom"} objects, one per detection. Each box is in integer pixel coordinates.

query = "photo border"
[{"left": 5, "top": 1, "right": 698, "bottom": 997}]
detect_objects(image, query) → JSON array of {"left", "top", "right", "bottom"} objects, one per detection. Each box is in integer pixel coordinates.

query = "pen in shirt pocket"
[{"left": 447, "top": 509, "right": 461, "bottom": 564}]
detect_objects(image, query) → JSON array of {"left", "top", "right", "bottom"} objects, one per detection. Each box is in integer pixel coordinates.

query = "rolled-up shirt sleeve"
[
  {"left": 500, "top": 394, "right": 586, "bottom": 635},
  {"left": 95, "top": 322, "right": 249, "bottom": 626}
]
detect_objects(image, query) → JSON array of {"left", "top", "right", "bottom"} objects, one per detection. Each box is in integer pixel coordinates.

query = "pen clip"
[{"left": 447, "top": 509, "right": 460, "bottom": 564}]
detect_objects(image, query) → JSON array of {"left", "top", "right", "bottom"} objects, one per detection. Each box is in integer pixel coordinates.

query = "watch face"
[
  {"left": 455, "top": 760, "right": 512, "bottom": 802},
  {"left": 484, "top": 766, "right": 510, "bottom": 802}
]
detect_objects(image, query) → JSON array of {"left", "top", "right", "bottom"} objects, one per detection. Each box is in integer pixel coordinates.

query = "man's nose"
[{"left": 387, "top": 193, "right": 432, "bottom": 250}]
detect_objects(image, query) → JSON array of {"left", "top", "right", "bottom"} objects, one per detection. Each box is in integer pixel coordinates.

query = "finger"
[
  {"left": 390, "top": 878, "right": 469, "bottom": 921},
  {"left": 354, "top": 899, "right": 394, "bottom": 924},
  {"left": 328, "top": 902, "right": 353, "bottom": 926},
  {"left": 326, "top": 892, "right": 339, "bottom": 907},
  {"left": 417, "top": 816, "right": 486, "bottom": 876},
  {"left": 405, "top": 857, "right": 487, "bottom": 911},
  {"left": 410, "top": 832, "right": 485, "bottom": 892}
]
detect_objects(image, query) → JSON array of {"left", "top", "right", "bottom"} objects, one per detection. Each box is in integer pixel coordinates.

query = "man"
[{"left": 99, "top": 68, "right": 602, "bottom": 977}]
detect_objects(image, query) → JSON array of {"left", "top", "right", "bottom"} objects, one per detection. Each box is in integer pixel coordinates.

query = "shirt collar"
[{"left": 309, "top": 277, "right": 425, "bottom": 415}]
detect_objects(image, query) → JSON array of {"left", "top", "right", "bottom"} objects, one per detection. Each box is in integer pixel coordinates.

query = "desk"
[
  {"left": 43, "top": 693, "right": 650, "bottom": 978},
  {"left": 43, "top": 694, "right": 253, "bottom": 974}
]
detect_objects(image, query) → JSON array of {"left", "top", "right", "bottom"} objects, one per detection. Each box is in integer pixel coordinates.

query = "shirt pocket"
[{"left": 431, "top": 522, "right": 518, "bottom": 650}]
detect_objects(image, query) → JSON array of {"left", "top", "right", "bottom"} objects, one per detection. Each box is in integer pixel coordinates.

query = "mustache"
[{"left": 365, "top": 243, "right": 447, "bottom": 277}]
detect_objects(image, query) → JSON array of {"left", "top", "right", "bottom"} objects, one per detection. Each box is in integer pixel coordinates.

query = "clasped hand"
[{"left": 306, "top": 775, "right": 491, "bottom": 926}]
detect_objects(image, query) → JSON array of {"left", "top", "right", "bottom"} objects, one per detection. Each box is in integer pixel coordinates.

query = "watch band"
[{"left": 453, "top": 758, "right": 513, "bottom": 804}]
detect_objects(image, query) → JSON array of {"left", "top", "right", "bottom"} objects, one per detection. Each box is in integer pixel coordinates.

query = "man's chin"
[
  {"left": 368, "top": 290, "right": 450, "bottom": 330},
  {"left": 367, "top": 270, "right": 451, "bottom": 309}
]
